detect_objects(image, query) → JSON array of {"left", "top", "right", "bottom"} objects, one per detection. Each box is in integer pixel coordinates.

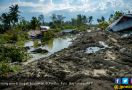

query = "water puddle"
[
  {"left": 61, "top": 29, "right": 74, "bottom": 33},
  {"left": 85, "top": 41, "right": 109, "bottom": 54},
  {"left": 24, "top": 35, "right": 76, "bottom": 60},
  {"left": 24, "top": 41, "right": 34, "bottom": 47},
  {"left": 85, "top": 47, "right": 103, "bottom": 54}
]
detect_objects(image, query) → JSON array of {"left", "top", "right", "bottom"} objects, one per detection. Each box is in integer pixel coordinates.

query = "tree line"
[{"left": 0, "top": 4, "right": 128, "bottom": 34}]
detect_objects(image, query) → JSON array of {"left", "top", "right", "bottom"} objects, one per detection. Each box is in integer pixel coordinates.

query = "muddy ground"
[{"left": 0, "top": 30, "right": 132, "bottom": 90}]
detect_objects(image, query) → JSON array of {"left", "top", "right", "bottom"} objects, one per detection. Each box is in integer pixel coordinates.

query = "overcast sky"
[{"left": 0, "top": 0, "right": 132, "bottom": 23}]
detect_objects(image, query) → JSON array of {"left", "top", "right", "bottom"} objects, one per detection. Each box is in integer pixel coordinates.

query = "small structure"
[
  {"left": 28, "top": 26, "right": 50, "bottom": 39},
  {"left": 28, "top": 30, "right": 42, "bottom": 38},
  {"left": 107, "top": 14, "right": 132, "bottom": 32},
  {"left": 40, "top": 26, "right": 50, "bottom": 32}
]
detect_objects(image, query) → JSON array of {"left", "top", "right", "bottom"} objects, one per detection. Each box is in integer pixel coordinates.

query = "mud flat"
[{"left": 1, "top": 30, "right": 132, "bottom": 90}]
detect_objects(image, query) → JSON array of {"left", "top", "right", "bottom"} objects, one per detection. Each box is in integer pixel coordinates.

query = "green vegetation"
[
  {"left": 30, "top": 17, "right": 41, "bottom": 30},
  {"left": 0, "top": 4, "right": 29, "bottom": 75},
  {"left": 0, "top": 45, "right": 28, "bottom": 62},
  {"left": 0, "top": 4, "right": 19, "bottom": 33},
  {"left": 16, "top": 41, "right": 25, "bottom": 47},
  {"left": 97, "top": 16, "right": 109, "bottom": 30},
  {"left": 0, "top": 3, "right": 127, "bottom": 76},
  {"left": 97, "top": 11, "right": 123, "bottom": 30},
  {"left": 42, "top": 30, "right": 55, "bottom": 42},
  {"left": 71, "top": 15, "right": 93, "bottom": 31},
  {"left": 33, "top": 40, "right": 39, "bottom": 48},
  {"left": 0, "top": 62, "right": 21, "bottom": 76},
  {"left": 0, "top": 45, "right": 28, "bottom": 76},
  {"left": 0, "top": 29, "right": 28, "bottom": 45}
]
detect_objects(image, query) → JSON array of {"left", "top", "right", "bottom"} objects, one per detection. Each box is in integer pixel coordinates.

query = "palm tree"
[
  {"left": 87, "top": 16, "right": 93, "bottom": 28},
  {"left": 101, "top": 16, "right": 105, "bottom": 22},
  {"left": 82, "top": 15, "right": 87, "bottom": 24},
  {"left": 113, "top": 11, "right": 123, "bottom": 20},
  {"left": 109, "top": 14, "right": 114, "bottom": 23},
  {"left": 1, "top": 13, "right": 11, "bottom": 30},
  {"left": 88, "top": 16, "right": 93, "bottom": 24},
  {"left": 9, "top": 4, "right": 20, "bottom": 26}
]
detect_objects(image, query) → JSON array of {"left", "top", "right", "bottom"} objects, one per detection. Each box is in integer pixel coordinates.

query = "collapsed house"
[
  {"left": 28, "top": 30, "right": 42, "bottom": 39},
  {"left": 28, "top": 26, "right": 50, "bottom": 39},
  {"left": 107, "top": 14, "right": 132, "bottom": 32}
]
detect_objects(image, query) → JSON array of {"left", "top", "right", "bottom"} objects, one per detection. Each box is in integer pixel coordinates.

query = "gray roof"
[{"left": 107, "top": 14, "right": 132, "bottom": 32}]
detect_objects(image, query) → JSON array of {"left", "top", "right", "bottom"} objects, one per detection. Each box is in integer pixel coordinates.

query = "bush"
[
  {"left": 98, "top": 21, "right": 109, "bottom": 30},
  {"left": 0, "top": 45, "right": 29, "bottom": 62},
  {"left": 63, "top": 25, "right": 76, "bottom": 29},
  {"left": 16, "top": 41, "right": 25, "bottom": 47},
  {"left": 0, "top": 29, "right": 28, "bottom": 43},
  {"left": 0, "top": 61, "right": 21, "bottom": 76},
  {"left": 41, "top": 30, "right": 55, "bottom": 42},
  {"left": 54, "top": 28, "right": 61, "bottom": 32},
  {"left": 0, "top": 45, "right": 29, "bottom": 76},
  {"left": 34, "top": 40, "right": 39, "bottom": 48}
]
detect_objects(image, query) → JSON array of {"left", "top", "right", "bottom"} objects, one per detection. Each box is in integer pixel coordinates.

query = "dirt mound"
[{"left": 1, "top": 30, "right": 132, "bottom": 90}]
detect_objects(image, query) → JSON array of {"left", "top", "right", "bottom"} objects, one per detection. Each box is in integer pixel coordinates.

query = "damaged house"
[
  {"left": 28, "top": 30, "right": 42, "bottom": 39},
  {"left": 40, "top": 26, "right": 50, "bottom": 32},
  {"left": 107, "top": 14, "right": 132, "bottom": 32}
]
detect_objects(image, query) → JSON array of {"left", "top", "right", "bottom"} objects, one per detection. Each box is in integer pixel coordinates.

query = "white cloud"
[
  {"left": 10, "top": 0, "right": 132, "bottom": 14},
  {"left": 39, "top": 0, "right": 44, "bottom": 2}
]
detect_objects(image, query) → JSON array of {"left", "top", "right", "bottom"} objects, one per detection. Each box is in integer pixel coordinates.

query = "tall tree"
[
  {"left": 77, "top": 14, "right": 82, "bottom": 27},
  {"left": 0, "top": 13, "right": 11, "bottom": 31},
  {"left": 18, "top": 17, "right": 30, "bottom": 31},
  {"left": 97, "top": 16, "right": 108, "bottom": 30},
  {"left": 30, "top": 17, "right": 40, "bottom": 29},
  {"left": 57, "top": 15, "right": 65, "bottom": 25},
  {"left": 9, "top": 4, "right": 20, "bottom": 26},
  {"left": 97, "top": 16, "right": 105, "bottom": 23},
  {"left": 38, "top": 14, "right": 45, "bottom": 25},
  {"left": 71, "top": 18, "right": 77, "bottom": 26},
  {"left": 109, "top": 14, "right": 114, "bottom": 23},
  {"left": 50, "top": 14, "right": 65, "bottom": 29},
  {"left": 101, "top": 16, "right": 105, "bottom": 22},
  {"left": 51, "top": 14, "right": 57, "bottom": 24},
  {"left": 87, "top": 16, "right": 93, "bottom": 26}
]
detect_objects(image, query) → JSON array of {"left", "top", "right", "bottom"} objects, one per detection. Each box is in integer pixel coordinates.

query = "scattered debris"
[
  {"left": 1, "top": 30, "right": 132, "bottom": 90},
  {"left": 99, "top": 41, "right": 109, "bottom": 48},
  {"left": 85, "top": 47, "right": 103, "bottom": 54},
  {"left": 93, "top": 69, "right": 107, "bottom": 77}
]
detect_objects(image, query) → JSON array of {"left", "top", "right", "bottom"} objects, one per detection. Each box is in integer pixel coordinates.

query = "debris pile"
[{"left": 1, "top": 30, "right": 132, "bottom": 90}]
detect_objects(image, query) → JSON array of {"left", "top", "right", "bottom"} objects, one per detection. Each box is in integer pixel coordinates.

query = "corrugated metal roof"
[
  {"left": 40, "top": 26, "right": 50, "bottom": 29},
  {"left": 107, "top": 14, "right": 132, "bottom": 32}
]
